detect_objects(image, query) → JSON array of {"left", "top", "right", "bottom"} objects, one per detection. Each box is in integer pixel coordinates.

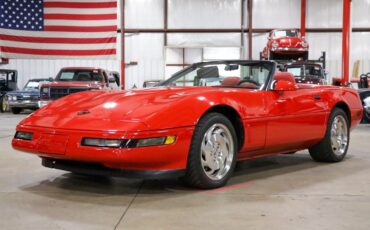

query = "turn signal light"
[
  {"left": 81, "top": 136, "right": 177, "bottom": 148},
  {"left": 15, "top": 131, "right": 33, "bottom": 141}
]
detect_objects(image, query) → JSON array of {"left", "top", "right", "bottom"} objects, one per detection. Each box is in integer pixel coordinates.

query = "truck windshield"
[{"left": 56, "top": 70, "right": 102, "bottom": 82}]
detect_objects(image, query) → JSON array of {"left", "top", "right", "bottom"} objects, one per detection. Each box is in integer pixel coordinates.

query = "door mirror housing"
[{"left": 273, "top": 80, "right": 297, "bottom": 91}]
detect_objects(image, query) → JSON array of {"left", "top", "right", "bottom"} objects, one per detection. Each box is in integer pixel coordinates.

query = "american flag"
[{"left": 0, "top": 0, "right": 117, "bottom": 59}]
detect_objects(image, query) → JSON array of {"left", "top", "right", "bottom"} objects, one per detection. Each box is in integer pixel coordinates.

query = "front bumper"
[
  {"left": 38, "top": 100, "right": 51, "bottom": 108},
  {"left": 12, "top": 125, "right": 194, "bottom": 171},
  {"left": 271, "top": 47, "right": 308, "bottom": 53},
  {"left": 42, "top": 158, "right": 186, "bottom": 179},
  {"left": 8, "top": 100, "right": 39, "bottom": 109}
]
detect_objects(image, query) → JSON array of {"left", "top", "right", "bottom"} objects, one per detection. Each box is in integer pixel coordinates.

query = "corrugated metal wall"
[{"left": 1, "top": 0, "right": 370, "bottom": 89}]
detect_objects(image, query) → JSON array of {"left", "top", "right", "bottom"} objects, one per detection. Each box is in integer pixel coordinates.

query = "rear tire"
[
  {"left": 11, "top": 108, "right": 22, "bottom": 114},
  {"left": 309, "top": 108, "right": 350, "bottom": 162},
  {"left": 184, "top": 112, "right": 238, "bottom": 189}
]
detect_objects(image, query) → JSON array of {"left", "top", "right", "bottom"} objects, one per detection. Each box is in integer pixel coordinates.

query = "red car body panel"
[{"left": 12, "top": 84, "right": 363, "bottom": 171}]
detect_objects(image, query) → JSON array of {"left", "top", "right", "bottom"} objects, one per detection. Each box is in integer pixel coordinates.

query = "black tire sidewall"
[
  {"left": 11, "top": 108, "right": 22, "bottom": 114},
  {"left": 186, "top": 112, "right": 238, "bottom": 188},
  {"left": 326, "top": 108, "right": 350, "bottom": 161}
]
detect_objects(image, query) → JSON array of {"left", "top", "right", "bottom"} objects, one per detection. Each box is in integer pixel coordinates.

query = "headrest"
[
  {"left": 239, "top": 82, "right": 257, "bottom": 88},
  {"left": 273, "top": 72, "right": 296, "bottom": 84},
  {"left": 222, "top": 77, "right": 240, "bottom": 86}
]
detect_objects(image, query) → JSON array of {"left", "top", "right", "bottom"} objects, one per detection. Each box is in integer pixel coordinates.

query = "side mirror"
[{"left": 273, "top": 80, "right": 297, "bottom": 91}]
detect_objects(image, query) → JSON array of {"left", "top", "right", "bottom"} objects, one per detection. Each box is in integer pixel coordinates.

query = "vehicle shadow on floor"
[{"left": 20, "top": 151, "right": 364, "bottom": 199}]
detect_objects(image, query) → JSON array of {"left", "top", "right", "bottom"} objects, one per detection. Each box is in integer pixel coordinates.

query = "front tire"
[
  {"left": 184, "top": 113, "right": 238, "bottom": 189},
  {"left": 11, "top": 108, "right": 22, "bottom": 114},
  {"left": 309, "top": 108, "right": 350, "bottom": 162}
]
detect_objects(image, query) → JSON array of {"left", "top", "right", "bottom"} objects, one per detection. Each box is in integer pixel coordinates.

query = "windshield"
[
  {"left": 286, "top": 65, "right": 322, "bottom": 78},
  {"left": 273, "top": 30, "right": 299, "bottom": 38},
  {"left": 160, "top": 61, "right": 273, "bottom": 90},
  {"left": 24, "top": 81, "right": 40, "bottom": 90},
  {"left": 56, "top": 69, "right": 102, "bottom": 82}
]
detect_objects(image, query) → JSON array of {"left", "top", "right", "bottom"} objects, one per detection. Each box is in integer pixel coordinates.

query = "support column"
[
  {"left": 301, "top": 0, "right": 306, "bottom": 37},
  {"left": 247, "top": 0, "right": 253, "bottom": 60},
  {"left": 341, "top": 0, "right": 351, "bottom": 86},
  {"left": 120, "top": 0, "right": 125, "bottom": 89}
]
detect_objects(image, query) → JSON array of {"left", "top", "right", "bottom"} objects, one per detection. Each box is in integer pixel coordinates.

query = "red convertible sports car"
[{"left": 12, "top": 60, "right": 363, "bottom": 189}]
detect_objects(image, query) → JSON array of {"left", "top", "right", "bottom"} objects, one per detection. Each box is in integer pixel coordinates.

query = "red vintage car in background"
[
  {"left": 262, "top": 29, "right": 309, "bottom": 60},
  {"left": 12, "top": 60, "right": 363, "bottom": 189}
]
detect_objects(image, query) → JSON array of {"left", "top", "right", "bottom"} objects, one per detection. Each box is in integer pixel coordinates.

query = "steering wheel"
[{"left": 237, "top": 79, "right": 260, "bottom": 87}]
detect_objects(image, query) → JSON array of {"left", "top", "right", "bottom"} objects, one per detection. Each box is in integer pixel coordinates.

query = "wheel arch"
[
  {"left": 333, "top": 101, "right": 351, "bottom": 126},
  {"left": 200, "top": 105, "right": 244, "bottom": 151}
]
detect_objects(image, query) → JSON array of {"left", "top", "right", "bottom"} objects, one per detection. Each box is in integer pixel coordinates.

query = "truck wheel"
[
  {"left": 303, "top": 52, "right": 309, "bottom": 60},
  {"left": 1, "top": 95, "right": 6, "bottom": 113},
  {"left": 269, "top": 51, "right": 275, "bottom": 60},
  {"left": 11, "top": 108, "right": 22, "bottom": 114},
  {"left": 309, "top": 108, "right": 349, "bottom": 162},
  {"left": 363, "top": 109, "right": 370, "bottom": 124},
  {"left": 184, "top": 112, "right": 238, "bottom": 189}
]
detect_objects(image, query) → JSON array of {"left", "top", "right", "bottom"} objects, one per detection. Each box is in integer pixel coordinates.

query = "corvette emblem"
[{"left": 77, "top": 110, "right": 91, "bottom": 115}]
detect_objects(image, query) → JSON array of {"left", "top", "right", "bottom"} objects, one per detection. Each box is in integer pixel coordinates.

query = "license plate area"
[{"left": 37, "top": 134, "right": 69, "bottom": 155}]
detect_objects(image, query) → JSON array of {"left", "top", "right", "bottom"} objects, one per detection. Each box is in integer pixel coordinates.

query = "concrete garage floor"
[{"left": 1, "top": 113, "right": 370, "bottom": 230}]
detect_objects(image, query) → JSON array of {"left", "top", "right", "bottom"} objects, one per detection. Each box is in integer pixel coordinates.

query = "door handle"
[{"left": 314, "top": 95, "right": 321, "bottom": 100}]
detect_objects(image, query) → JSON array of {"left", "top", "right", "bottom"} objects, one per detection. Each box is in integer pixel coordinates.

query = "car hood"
[
  {"left": 274, "top": 37, "right": 304, "bottom": 48},
  {"left": 19, "top": 87, "right": 226, "bottom": 131},
  {"left": 42, "top": 81, "right": 102, "bottom": 88}
]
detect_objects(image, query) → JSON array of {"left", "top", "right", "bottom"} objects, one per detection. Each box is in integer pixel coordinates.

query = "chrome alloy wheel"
[
  {"left": 330, "top": 115, "right": 348, "bottom": 156},
  {"left": 200, "top": 123, "right": 234, "bottom": 180}
]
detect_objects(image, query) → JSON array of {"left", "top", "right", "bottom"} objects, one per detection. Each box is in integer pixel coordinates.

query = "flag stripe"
[
  {"left": 0, "top": 34, "right": 116, "bottom": 44},
  {"left": 0, "top": 52, "right": 116, "bottom": 59},
  {"left": 44, "top": 25, "right": 117, "bottom": 32},
  {"left": 44, "top": 13, "right": 117, "bottom": 20},
  {"left": 44, "top": 2, "right": 117, "bottom": 8},
  {"left": 45, "top": 19, "right": 116, "bottom": 27},
  {"left": 46, "top": 0, "right": 116, "bottom": 2},
  {"left": 44, "top": 7, "right": 116, "bottom": 14},
  {"left": 1, "top": 46, "right": 116, "bottom": 56},
  {"left": 0, "top": 28, "right": 115, "bottom": 38},
  {"left": 1, "top": 40, "right": 115, "bottom": 50}
]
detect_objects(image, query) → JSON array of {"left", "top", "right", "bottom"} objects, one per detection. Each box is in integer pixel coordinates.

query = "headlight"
[
  {"left": 15, "top": 131, "right": 33, "bottom": 141},
  {"left": 272, "top": 41, "right": 279, "bottom": 48},
  {"left": 10, "top": 96, "right": 17, "bottom": 101},
  {"left": 42, "top": 87, "right": 49, "bottom": 93},
  {"left": 81, "top": 136, "right": 176, "bottom": 148},
  {"left": 301, "top": 41, "right": 308, "bottom": 48},
  {"left": 82, "top": 138, "right": 123, "bottom": 148}
]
